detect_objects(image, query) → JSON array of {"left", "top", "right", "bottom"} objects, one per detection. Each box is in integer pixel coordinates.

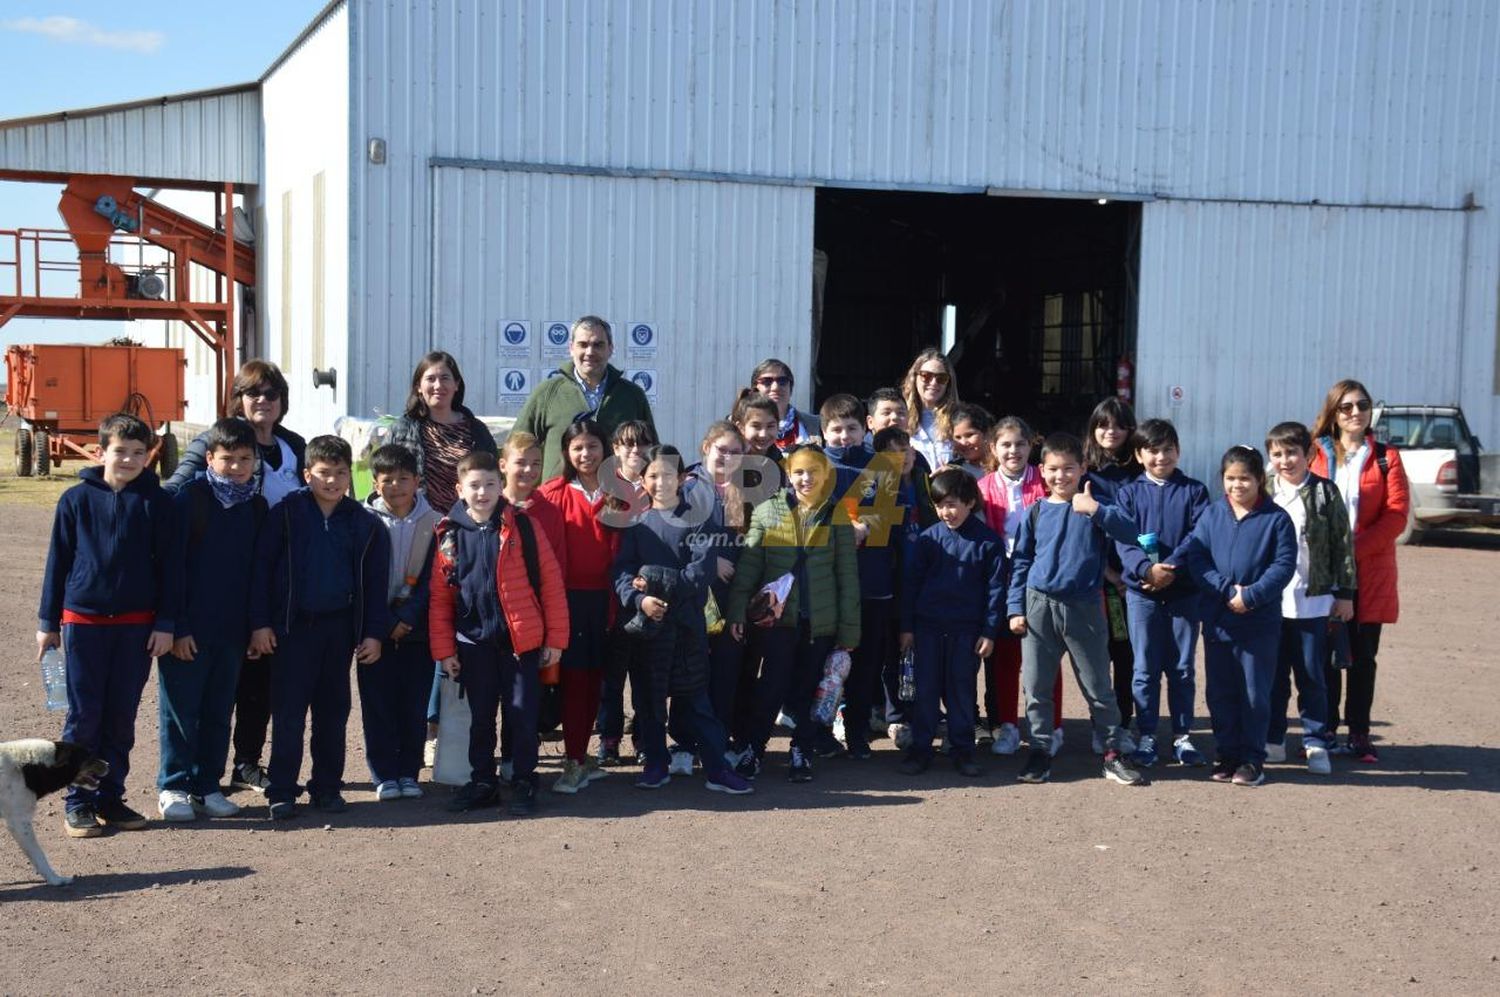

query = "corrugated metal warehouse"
[{"left": 3, "top": 0, "right": 1497, "bottom": 480}]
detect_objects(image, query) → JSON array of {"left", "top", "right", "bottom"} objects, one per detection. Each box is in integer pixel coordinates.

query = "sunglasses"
[
  {"left": 917, "top": 370, "right": 950, "bottom": 385},
  {"left": 244, "top": 388, "right": 281, "bottom": 401},
  {"left": 755, "top": 375, "right": 791, "bottom": 388},
  {"left": 1336, "top": 399, "right": 1372, "bottom": 415}
]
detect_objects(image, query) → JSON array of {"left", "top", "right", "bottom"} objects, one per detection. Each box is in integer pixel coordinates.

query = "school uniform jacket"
[
  {"left": 900, "top": 516, "right": 1009, "bottom": 639},
  {"left": 427, "top": 500, "right": 569, "bottom": 660},
  {"left": 1309, "top": 433, "right": 1409, "bottom": 624},
  {"left": 1177, "top": 497, "right": 1298, "bottom": 642},
  {"left": 174, "top": 477, "right": 267, "bottom": 645},
  {"left": 612, "top": 503, "right": 716, "bottom": 695},
  {"left": 1113, "top": 470, "right": 1212, "bottom": 606},
  {"left": 1007, "top": 500, "right": 1140, "bottom": 617},
  {"left": 367, "top": 491, "right": 440, "bottom": 638}
]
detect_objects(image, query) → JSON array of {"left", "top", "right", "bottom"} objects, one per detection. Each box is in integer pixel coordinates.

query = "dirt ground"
[{"left": 1, "top": 490, "right": 1498, "bottom": 995}]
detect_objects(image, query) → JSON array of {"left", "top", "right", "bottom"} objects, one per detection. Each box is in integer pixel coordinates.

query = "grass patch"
[{"left": 0, "top": 424, "right": 80, "bottom": 508}]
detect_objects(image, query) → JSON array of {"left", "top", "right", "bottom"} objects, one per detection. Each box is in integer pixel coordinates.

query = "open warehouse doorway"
[{"left": 812, "top": 190, "right": 1141, "bottom": 438}]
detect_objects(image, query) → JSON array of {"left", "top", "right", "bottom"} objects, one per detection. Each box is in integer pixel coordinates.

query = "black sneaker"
[
  {"left": 787, "top": 746, "right": 813, "bottom": 783},
  {"left": 507, "top": 780, "right": 538, "bottom": 817},
  {"left": 268, "top": 800, "right": 297, "bottom": 821},
  {"left": 734, "top": 749, "right": 762, "bottom": 780},
  {"left": 231, "top": 762, "right": 270, "bottom": 794},
  {"left": 64, "top": 805, "right": 103, "bottom": 838},
  {"left": 846, "top": 738, "right": 873, "bottom": 760},
  {"left": 447, "top": 781, "right": 499, "bottom": 813},
  {"left": 96, "top": 799, "right": 148, "bottom": 830},
  {"left": 1017, "top": 748, "right": 1051, "bottom": 784},
  {"left": 1232, "top": 762, "right": 1265, "bottom": 787},
  {"left": 1210, "top": 759, "right": 1237, "bottom": 782},
  {"left": 954, "top": 756, "right": 983, "bottom": 778},
  {"left": 812, "top": 728, "right": 847, "bottom": 759},
  {"left": 312, "top": 793, "right": 348, "bottom": 813},
  {"left": 597, "top": 738, "right": 624, "bottom": 767},
  {"left": 1102, "top": 751, "right": 1149, "bottom": 786},
  {"left": 898, "top": 753, "right": 930, "bottom": 775}
]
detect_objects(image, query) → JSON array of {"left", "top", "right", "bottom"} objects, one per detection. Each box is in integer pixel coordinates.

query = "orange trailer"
[{"left": 5, "top": 342, "right": 186, "bottom": 476}]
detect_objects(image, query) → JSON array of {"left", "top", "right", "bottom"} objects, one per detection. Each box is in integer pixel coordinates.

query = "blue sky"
[{"left": 0, "top": 2, "right": 323, "bottom": 347}]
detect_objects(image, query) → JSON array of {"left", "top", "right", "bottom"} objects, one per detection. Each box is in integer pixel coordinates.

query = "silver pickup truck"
[{"left": 1372, "top": 403, "right": 1500, "bottom": 543}]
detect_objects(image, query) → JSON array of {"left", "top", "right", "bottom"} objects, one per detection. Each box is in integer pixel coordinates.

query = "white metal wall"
[
  {"left": 429, "top": 166, "right": 814, "bottom": 451},
  {"left": 259, "top": 2, "right": 350, "bottom": 440},
  {"left": 1136, "top": 200, "right": 1472, "bottom": 484},
  {"left": 0, "top": 86, "right": 260, "bottom": 185}
]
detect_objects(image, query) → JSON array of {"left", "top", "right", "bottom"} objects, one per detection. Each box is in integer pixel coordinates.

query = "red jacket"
[
  {"left": 511, "top": 491, "right": 567, "bottom": 581},
  {"left": 428, "top": 503, "right": 570, "bottom": 659},
  {"left": 536, "top": 477, "right": 621, "bottom": 590},
  {"left": 977, "top": 466, "right": 1047, "bottom": 541},
  {"left": 1310, "top": 434, "right": 1409, "bottom": 624}
]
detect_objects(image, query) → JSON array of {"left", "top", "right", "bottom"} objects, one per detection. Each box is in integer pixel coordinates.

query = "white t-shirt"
[
  {"left": 1273, "top": 474, "right": 1335, "bottom": 620},
  {"left": 912, "top": 409, "right": 952, "bottom": 470},
  {"left": 259, "top": 435, "right": 301, "bottom": 508},
  {"left": 998, "top": 470, "right": 1026, "bottom": 555},
  {"left": 1335, "top": 442, "right": 1369, "bottom": 528}
]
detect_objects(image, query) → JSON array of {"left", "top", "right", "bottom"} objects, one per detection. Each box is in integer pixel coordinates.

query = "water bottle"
[
  {"left": 40, "top": 646, "right": 68, "bottom": 712},
  {"left": 1138, "top": 531, "right": 1161, "bottom": 564},
  {"left": 898, "top": 648, "right": 916, "bottom": 702},
  {"left": 810, "top": 649, "right": 852, "bottom": 725}
]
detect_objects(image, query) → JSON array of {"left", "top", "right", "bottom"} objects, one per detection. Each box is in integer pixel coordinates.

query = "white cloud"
[{"left": 1, "top": 15, "right": 164, "bottom": 54}]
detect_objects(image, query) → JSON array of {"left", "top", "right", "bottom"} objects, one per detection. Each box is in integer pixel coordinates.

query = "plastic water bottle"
[
  {"left": 40, "top": 647, "right": 68, "bottom": 712},
  {"left": 1138, "top": 531, "right": 1161, "bottom": 563},
  {"left": 810, "top": 649, "right": 852, "bottom": 725},
  {"left": 898, "top": 648, "right": 916, "bottom": 702}
]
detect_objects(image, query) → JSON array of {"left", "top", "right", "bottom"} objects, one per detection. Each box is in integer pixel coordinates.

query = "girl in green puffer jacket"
[{"left": 725, "top": 445, "right": 861, "bottom": 783}]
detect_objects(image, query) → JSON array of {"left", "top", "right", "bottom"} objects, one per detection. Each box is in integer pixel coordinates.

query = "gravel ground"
[{"left": 0, "top": 499, "right": 1497, "bottom": 995}]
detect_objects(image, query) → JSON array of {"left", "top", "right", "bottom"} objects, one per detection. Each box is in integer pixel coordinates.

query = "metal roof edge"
[
  {"left": 260, "top": 0, "right": 347, "bottom": 82},
  {"left": 0, "top": 82, "right": 260, "bottom": 131}
]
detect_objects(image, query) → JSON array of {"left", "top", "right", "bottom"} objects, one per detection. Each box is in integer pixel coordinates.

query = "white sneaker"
[
  {"left": 832, "top": 710, "right": 846, "bottom": 745},
  {"left": 890, "top": 723, "right": 913, "bottom": 751},
  {"left": 991, "top": 722, "right": 1021, "bottom": 756},
  {"left": 669, "top": 751, "right": 695, "bottom": 776},
  {"left": 398, "top": 777, "right": 424, "bottom": 798},
  {"left": 1306, "top": 746, "right": 1332, "bottom": 774},
  {"left": 1049, "top": 728, "right": 1064, "bottom": 757},
  {"left": 423, "top": 737, "right": 437, "bottom": 768},
  {"left": 1265, "top": 742, "right": 1287, "bottom": 763},
  {"left": 776, "top": 710, "right": 797, "bottom": 731},
  {"left": 191, "top": 791, "right": 241, "bottom": 818},
  {"left": 375, "top": 780, "right": 402, "bottom": 801},
  {"left": 158, "top": 790, "right": 195, "bottom": 822}
]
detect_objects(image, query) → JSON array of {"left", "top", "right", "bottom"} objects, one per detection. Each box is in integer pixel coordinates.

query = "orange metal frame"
[{"left": 0, "top": 170, "right": 256, "bottom": 416}]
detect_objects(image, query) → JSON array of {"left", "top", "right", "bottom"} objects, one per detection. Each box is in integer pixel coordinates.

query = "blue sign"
[
  {"left": 631, "top": 323, "right": 654, "bottom": 347},
  {"left": 503, "top": 322, "right": 528, "bottom": 345},
  {"left": 631, "top": 370, "right": 653, "bottom": 392},
  {"left": 546, "top": 322, "right": 569, "bottom": 346},
  {"left": 504, "top": 369, "right": 527, "bottom": 392}
]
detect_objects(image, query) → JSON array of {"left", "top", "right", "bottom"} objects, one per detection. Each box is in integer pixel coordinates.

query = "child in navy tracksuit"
[
  {"left": 157, "top": 418, "right": 267, "bottom": 823},
  {"left": 38, "top": 413, "right": 177, "bottom": 836},
  {"left": 1178, "top": 446, "right": 1297, "bottom": 787},
  {"left": 899, "top": 469, "right": 1007, "bottom": 775},
  {"left": 361, "top": 444, "right": 440, "bottom": 801},
  {"left": 1113, "top": 419, "right": 1211, "bottom": 769},
  {"left": 869, "top": 426, "right": 932, "bottom": 742},
  {"left": 613, "top": 446, "right": 752, "bottom": 794},
  {"left": 249, "top": 436, "right": 391, "bottom": 819},
  {"left": 1007, "top": 433, "right": 1146, "bottom": 787}
]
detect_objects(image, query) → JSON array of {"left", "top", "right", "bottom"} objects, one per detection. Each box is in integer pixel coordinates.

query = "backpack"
[{"left": 513, "top": 509, "right": 542, "bottom": 600}]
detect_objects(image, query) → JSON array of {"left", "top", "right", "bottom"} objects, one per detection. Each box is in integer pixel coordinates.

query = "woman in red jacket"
[{"left": 1309, "top": 378, "right": 1410, "bottom": 763}]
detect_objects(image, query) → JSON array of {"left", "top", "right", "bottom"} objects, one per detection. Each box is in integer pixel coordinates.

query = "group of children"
[{"left": 36, "top": 376, "right": 1364, "bottom": 835}]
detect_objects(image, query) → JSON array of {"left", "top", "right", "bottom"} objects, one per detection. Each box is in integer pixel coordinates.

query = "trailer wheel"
[
  {"left": 32, "top": 430, "right": 50, "bottom": 476},
  {"left": 15, "top": 428, "right": 33, "bottom": 477},
  {"left": 158, "top": 432, "right": 179, "bottom": 478}
]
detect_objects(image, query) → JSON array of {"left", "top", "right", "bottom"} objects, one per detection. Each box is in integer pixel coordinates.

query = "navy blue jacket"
[
  {"left": 826, "top": 444, "right": 903, "bottom": 600},
  {"left": 248, "top": 488, "right": 391, "bottom": 641},
  {"left": 1114, "top": 470, "right": 1211, "bottom": 605},
  {"left": 39, "top": 466, "right": 176, "bottom": 632},
  {"left": 901, "top": 515, "right": 1008, "bottom": 638},
  {"left": 682, "top": 464, "right": 742, "bottom": 612},
  {"left": 1007, "top": 499, "right": 1140, "bottom": 616},
  {"left": 171, "top": 477, "right": 266, "bottom": 644},
  {"left": 431, "top": 499, "right": 511, "bottom": 646},
  {"left": 1178, "top": 497, "right": 1297, "bottom": 641},
  {"left": 612, "top": 502, "right": 714, "bottom": 630}
]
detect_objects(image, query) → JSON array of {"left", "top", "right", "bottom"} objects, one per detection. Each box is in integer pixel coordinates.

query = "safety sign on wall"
[
  {"left": 540, "top": 320, "right": 571, "bottom": 361},
  {"left": 625, "top": 321, "right": 657, "bottom": 362},
  {"left": 498, "top": 367, "right": 534, "bottom": 407},
  {"left": 626, "top": 368, "right": 660, "bottom": 403},
  {"left": 498, "top": 319, "right": 532, "bottom": 362}
]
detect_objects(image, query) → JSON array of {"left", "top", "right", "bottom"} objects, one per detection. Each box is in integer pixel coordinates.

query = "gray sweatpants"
[{"left": 1021, "top": 588, "right": 1123, "bottom": 752}]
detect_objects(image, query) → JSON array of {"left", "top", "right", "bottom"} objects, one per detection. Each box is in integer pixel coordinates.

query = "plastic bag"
[
  {"left": 705, "top": 589, "right": 726, "bottom": 636},
  {"left": 747, "top": 572, "right": 795, "bottom": 626},
  {"left": 432, "top": 674, "right": 473, "bottom": 787},
  {"left": 810, "top": 648, "right": 853, "bottom": 725},
  {"left": 897, "top": 648, "right": 916, "bottom": 702}
]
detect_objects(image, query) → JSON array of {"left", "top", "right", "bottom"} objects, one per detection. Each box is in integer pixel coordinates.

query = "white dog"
[{"left": 1, "top": 739, "right": 107, "bottom": 887}]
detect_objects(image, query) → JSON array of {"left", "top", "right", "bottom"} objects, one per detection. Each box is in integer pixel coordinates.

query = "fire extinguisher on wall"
[{"left": 1115, "top": 358, "right": 1134, "bottom": 404}]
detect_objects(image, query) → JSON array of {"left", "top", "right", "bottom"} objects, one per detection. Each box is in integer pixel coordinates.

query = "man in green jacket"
[{"left": 514, "top": 316, "right": 657, "bottom": 481}]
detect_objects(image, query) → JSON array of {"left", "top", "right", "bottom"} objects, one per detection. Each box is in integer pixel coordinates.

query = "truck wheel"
[
  {"left": 31, "top": 430, "right": 49, "bottom": 477},
  {"left": 15, "top": 428, "right": 33, "bottom": 477},
  {"left": 158, "top": 432, "right": 179, "bottom": 478},
  {"left": 1396, "top": 505, "right": 1422, "bottom": 545}
]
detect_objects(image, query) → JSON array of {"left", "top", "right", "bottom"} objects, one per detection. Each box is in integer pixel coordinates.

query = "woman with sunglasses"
[
  {"left": 745, "top": 359, "right": 819, "bottom": 451},
  {"left": 164, "top": 360, "right": 307, "bottom": 506},
  {"left": 1308, "top": 379, "right": 1410, "bottom": 763},
  {"left": 900, "top": 348, "right": 961, "bottom": 471}
]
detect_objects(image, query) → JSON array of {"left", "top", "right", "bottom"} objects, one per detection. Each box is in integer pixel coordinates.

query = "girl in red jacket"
[
  {"left": 536, "top": 419, "right": 624, "bottom": 789},
  {"left": 429, "top": 450, "right": 568, "bottom": 817},
  {"left": 977, "top": 416, "right": 1061, "bottom": 755},
  {"left": 1309, "top": 378, "right": 1410, "bottom": 763}
]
